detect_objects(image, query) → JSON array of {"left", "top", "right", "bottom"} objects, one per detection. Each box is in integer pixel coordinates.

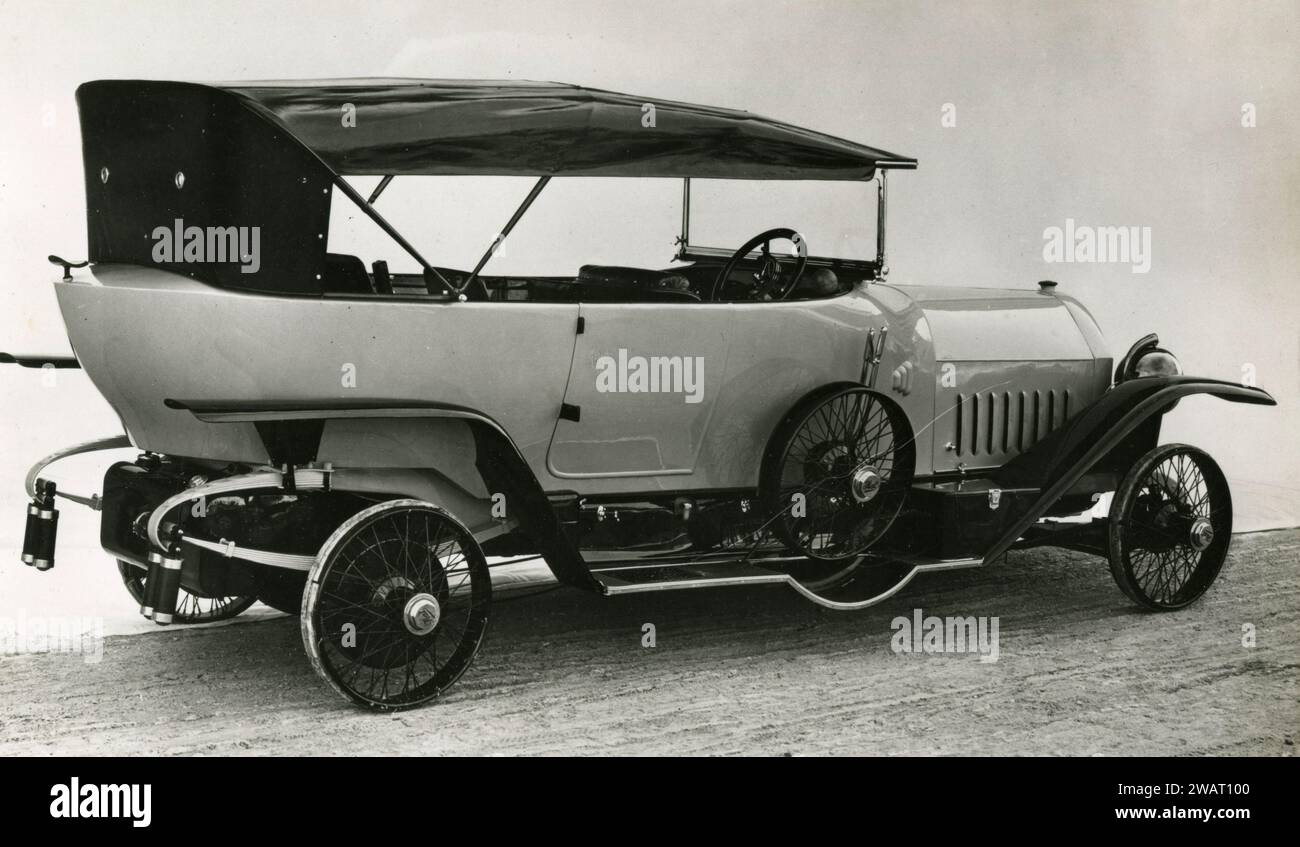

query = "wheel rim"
[
  {"left": 771, "top": 389, "right": 913, "bottom": 561},
  {"left": 1118, "top": 449, "right": 1231, "bottom": 609},
  {"left": 305, "top": 502, "right": 490, "bottom": 709},
  {"left": 117, "top": 561, "right": 255, "bottom": 624}
]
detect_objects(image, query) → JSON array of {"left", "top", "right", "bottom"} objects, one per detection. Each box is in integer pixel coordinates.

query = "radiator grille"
[{"left": 952, "top": 388, "right": 1072, "bottom": 458}]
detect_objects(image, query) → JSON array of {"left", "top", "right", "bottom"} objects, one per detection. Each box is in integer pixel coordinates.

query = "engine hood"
[{"left": 877, "top": 284, "right": 1107, "bottom": 362}]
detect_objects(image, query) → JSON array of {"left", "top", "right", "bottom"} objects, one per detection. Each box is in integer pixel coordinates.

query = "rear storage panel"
[
  {"left": 77, "top": 80, "right": 332, "bottom": 295},
  {"left": 904, "top": 480, "right": 1038, "bottom": 560}
]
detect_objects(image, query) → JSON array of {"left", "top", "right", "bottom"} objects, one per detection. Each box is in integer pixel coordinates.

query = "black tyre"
[
  {"left": 117, "top": 560, "right": 256, "bottom": 624},
  {"left": 1107, "top": 443, "right": 1232, "bottom": 611},
  {"left": 760, "top": 386, "right": 914, "bottom": 563},
  {"left": 302, "top": 500, "right": 491, "bottom": 710}
]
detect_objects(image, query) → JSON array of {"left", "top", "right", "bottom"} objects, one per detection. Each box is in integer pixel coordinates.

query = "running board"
[
  {"left": 589, "top": 553, "right": 985, "bottom": 609},
  {"left": 592, "top": 560, "right": 790, "bottom": 595},
  {"left": 787, "top": 555, "right": 983, "bottom": 610}
]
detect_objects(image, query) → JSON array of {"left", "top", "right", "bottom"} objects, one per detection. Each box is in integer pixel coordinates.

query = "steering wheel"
[{"left": 709, "top": 228, "right": 809, "bottom": 302}]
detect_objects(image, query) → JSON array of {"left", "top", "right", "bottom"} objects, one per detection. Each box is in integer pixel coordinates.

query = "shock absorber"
[
  {"left": 150, "top": 539, "right": 185, "bottom": 626},
  {"left": 21, "top": 479, "right": 59, "bottom": 571}
]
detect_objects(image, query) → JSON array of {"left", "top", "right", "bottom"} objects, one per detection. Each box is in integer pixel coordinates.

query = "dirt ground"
[{"left": 1, "top": 530, "right": 1296, "bottom": 756}]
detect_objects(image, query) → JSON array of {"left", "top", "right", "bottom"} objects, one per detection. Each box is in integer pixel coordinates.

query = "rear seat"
[{"left": 321, "top": 253, "right": 372, "bottom": 294}]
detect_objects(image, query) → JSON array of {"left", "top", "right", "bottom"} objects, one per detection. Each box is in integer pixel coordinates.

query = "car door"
[{"left": 547, "top": 302, "right": 733, "bottom": 478}]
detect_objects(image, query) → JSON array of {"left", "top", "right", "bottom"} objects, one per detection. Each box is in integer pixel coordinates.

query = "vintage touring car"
[{"left": 4, "top": 79, "right": 1275, "bottom": 709}]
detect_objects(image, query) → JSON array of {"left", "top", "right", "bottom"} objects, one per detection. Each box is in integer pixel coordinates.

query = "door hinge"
[
  {"left": 560, "top": 403, "right": 581, "bottom": 422},
  {"left": 576, "top": 316, "right": 585, "bottom": 334}
]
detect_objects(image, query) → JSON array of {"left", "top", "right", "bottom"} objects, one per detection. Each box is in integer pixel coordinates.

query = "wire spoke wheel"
[
  {"left": 302, "top": 500, "right": 491, "bottom": 710},
  {"left": 117, "top": 560, "right": 256, "bottom": 624},
  {"left": 1108, "top": 444, "right": 1232, "bottom": 611},
  {"left": 762, "top": 387, "right": 914, "bottom": 563}
]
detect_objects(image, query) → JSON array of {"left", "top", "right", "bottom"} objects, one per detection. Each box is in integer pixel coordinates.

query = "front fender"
[
  {"left": 996, "top": 376, "right": 1274, "bottom": 490},
  {"left": 985, "top": 376, "right": 1274, "bottom": 563}
]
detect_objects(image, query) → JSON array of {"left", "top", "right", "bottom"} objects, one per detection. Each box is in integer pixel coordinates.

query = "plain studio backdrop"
[{"left": 0, "top": 0, "right": 1296, "bottom": 634}]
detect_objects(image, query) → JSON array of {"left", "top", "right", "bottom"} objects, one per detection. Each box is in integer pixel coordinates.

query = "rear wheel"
[
  {"left": 1107, "top": 444, "right": 1232, "bottom": 611},
  {"left": 117, "top": 560, "right": 256, "bottom": 624},
  {"left": 302, "top": 500, "right": 491, "bottom": 710}
]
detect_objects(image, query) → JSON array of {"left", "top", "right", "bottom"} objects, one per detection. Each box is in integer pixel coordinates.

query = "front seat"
[{"left": 576, "top": 265, "right": 699, "bottom": 302}]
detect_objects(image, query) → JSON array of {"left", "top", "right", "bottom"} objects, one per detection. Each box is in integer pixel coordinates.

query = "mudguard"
[
  {"left": 166, "top": 398, "right": 600, "bottom": 590},
  {"left": 986, "top": 376, "right": 1274, "bottom": 563}
]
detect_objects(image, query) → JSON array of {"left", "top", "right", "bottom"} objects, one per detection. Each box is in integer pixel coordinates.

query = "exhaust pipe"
[
  {"left": 151, "top": 543, "right": 184, "bottom": 626},
  {"left": 21, "top": 479, "right": 59, "bottom": 570},
  {"left": 141, "top": 550, "right": 164, "bottom": 619}
]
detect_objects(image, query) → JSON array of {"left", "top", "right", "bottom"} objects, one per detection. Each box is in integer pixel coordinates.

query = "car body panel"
[
  {"left": 57, "top": 264, "right": 579, "bottom": 497},
  {"left": 881, "top": 284, "right": 1094, "bottom": 361},
  {"left": 930, "top": 359, "right": 1107, "bottom": 474},
  {"left": 548, "top": 302, "right": 735, "bottom": 478},
  {"left": 56, "top": 262, "right": 1112, "bottom": 498}
]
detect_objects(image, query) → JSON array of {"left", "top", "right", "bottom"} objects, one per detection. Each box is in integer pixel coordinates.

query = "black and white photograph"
[{"left": 0, "top": 0, "right": 1295, "bottom": 787}]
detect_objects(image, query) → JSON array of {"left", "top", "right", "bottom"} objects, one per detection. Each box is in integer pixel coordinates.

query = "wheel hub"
[
  {"left": 850, "top": 467, "right": 883, "bottom": 504},
  {"left": 402, "top": 593, "right": 442, "bottom": 636},
  {"left": 1188, "top": 518, "right": 1214, "bottom": 552},
  {"left": 372, "top": 575, "right": 415, "bottom": 603}
]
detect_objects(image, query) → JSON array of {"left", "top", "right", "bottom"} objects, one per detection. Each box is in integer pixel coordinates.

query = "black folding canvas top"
[{"left": 75, "top": 79, "right": 915, "bottom": 294}]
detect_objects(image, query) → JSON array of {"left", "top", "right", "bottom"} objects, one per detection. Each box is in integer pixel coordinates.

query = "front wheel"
[
  {"left": 302, "top": 500, "right": 492, "bottom": 710},
  {"left": 1107, "top": 444, "right": 1232, "bottom": 611}
]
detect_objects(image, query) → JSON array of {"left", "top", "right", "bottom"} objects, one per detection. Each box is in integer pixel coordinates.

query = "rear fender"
[{"left": 166, "top": 399, "right": 599, "bottom": 590}]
